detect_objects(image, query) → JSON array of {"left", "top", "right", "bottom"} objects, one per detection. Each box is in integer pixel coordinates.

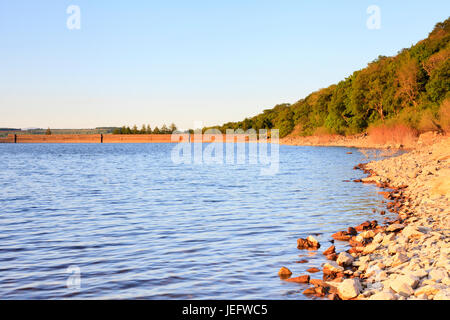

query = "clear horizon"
[{"left": 0, "top": 1, "right": 449, "bottom": 129}]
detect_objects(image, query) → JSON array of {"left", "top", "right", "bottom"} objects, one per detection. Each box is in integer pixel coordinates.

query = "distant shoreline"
[{"left": 1, "top": 132, "right": 446, "bottom": 150}]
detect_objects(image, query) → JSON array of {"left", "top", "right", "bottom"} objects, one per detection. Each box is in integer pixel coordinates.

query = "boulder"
[
  {"left": 396, "top": 275, "right": 420, "bottom": 289},
  {"left": 323, "top": 262, "right": 344, "bottom": 274},
  {"left": 336, "top": 252, "right": 354, "bottom": 267},
  {"left": 390, "top": 278, "right": 414, "bottom": 297},
  {"left": 337, "top": 278, "right": 362, "bottom": 300}
]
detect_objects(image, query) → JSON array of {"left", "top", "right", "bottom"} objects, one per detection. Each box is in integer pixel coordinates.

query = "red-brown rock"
[
  {"left": 307, "top": 267, "right": 320, "bottom": 273},
  {"left": 284, "top": 275, "right": 310, "bottom": 284},
  {"left": 347, "top": 227, "right": 357, "bottom": 236},
  {"left": 332, "top": 231, "right": 351, "bottom": 241},
  {"left": 297, "top": 236, "right": 321, "bottom": 250},
  {"left": 322, "top": 245, "right": 336, "bottom": 255}
]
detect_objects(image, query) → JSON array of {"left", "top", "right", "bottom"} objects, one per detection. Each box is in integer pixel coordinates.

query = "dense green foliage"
[{"left": 206, "top": 18, "right": 450, "bottom": 137}]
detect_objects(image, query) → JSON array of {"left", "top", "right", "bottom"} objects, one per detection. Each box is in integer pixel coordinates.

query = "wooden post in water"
[
  {"left": 100, "top": 134, "right": 103, "bottom": 143},
  {"left": 14, "top": 134, "right": 17, "bottom": 143}
]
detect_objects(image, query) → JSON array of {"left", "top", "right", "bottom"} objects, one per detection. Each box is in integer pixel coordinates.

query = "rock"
[
  {"left": 307, "top": 267, "right": 320, "bottom": 273},
  {"left": 390, "top": 279, "right": 414, "bottom": 297},
  {"left": 278, "top": 267, "right": 292, "bottom": 278},
  {"left": 347, "top": 227, "right": 357, "bottom": 236},
  {"left": 360, "top": 230, "right": 375, "bottom": 239},
  {"left": 429, "top": 268, "right": 448, "bottom": 282},
  {"left": 326, "top": 253, "right": 338, "bottom": 261},
  {"left": 396, "top": 275, "right": 420, "bottom": 289},
  {"left": 363, "top": 243, "right": 380, "bottom": 254},
  {"left": 355, "top": 221, "right": 371, "bottom": 231},
  {"left": 402, "top": 225, "right": 425, "bottom": 238},
  {"left": 310, "top": 279, "right": 326, "bottom": 286},
  {"left": 414, "top": 284, "right": 442, "bottom": 296},
  {"left": 382, "top": 233, "right": 396, "bottom": 246},
  {"left": 322, "top": 245, "right": 336, "bottom": 255},
  {"left": 307, "top": 235, "right": 320, "bottom": 247},
  {"left": 337, "top": 278, "right": 362, "bottom": 300},
  {"left": 323, "top": 262, "right": 344, "bottom": 274},
  {"left": 433, "top": 289, "right": 450, "bottom": 300},
  {"left": 386, "top": 224, "right": 405, "bottom": 232},
  {"left": 368, "top": 291, "right": 397, "bottom": 300},
  {"left": 314, "top": 285, "right": 328, "bottom": 296},
  {"left": 303, "top": 287, "right": 316, "bottom": 295},
  {"left": 410, "top": 269, "right": 428, "bottom": 279},
  {"left": 373, "top": 232, "right": 384, "bottom": 244},
  {"left": 328, "top": 293, "right": 339, "bottom": 300},
  {"left": 332, "top": 231, "right": 351, "bottom": 241},
  {"left": 285, "top": 275, "right": 310, "bottom": 284},
  {"left": 392, "top": 252, "right": 409, "bottom": 266},
  {"left": 297, "top": 236, "right": 321, "bottom": 249},
  {"left": 336, "top": 252, "right": 354, "bottom": 267}
]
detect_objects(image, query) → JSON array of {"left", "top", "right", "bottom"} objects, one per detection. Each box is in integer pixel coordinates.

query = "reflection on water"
[{"left": 0, "top": 143, "right": 393, "bottom": 299}]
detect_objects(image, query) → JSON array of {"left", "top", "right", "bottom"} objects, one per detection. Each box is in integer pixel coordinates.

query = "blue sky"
[{"left": 0, "top": 1, "right": 449, "bottom": 129}]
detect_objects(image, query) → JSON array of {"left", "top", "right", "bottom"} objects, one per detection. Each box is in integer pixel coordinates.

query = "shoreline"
[{"left": 283, "top": 134, "right": 449, "bottom": 300}]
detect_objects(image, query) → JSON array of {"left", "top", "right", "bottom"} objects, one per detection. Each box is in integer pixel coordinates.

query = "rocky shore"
[{"left": 280, "top": 134, "right": 450, "bottom": 300}]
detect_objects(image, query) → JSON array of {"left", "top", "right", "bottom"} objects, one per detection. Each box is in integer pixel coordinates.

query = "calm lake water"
[{"left": 0, "top": 143, "right": 393, "bottom": 299}]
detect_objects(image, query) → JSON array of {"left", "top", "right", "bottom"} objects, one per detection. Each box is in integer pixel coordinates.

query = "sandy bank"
[{"left": 280, "top": 131, "right": 446, "bottom": 150}]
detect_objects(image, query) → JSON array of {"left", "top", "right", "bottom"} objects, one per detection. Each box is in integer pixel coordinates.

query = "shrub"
[{"left": 367, "top": 123, "right": 418, "bottom": 145}]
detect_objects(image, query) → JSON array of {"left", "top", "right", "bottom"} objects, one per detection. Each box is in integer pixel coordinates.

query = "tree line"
[
  {"left": 113, "top": 123, "right": 178, "bottom": 134},
  {"left": 205, "top": 18, "right": 450, "bottom": 137}
]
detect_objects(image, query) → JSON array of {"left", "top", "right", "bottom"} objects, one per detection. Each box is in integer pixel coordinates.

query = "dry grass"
[
  {"left": 439, "top": 98, "right": 450, "bottom": 133},
  {"left": 367, "top": 123, "right": 418, "bottom": 146}
]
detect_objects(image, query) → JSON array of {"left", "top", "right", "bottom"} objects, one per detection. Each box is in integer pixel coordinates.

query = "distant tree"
[
  {"left": 45, "top": 127, "right": 52, "bottom": 135},
  {"left": 153, "top": 126, "right": 160, "bottom": 134},
  {"left": 160, "top": 124, "right": 169, "bottom": 134},
  {"left": 132, "top": 125, "right": 138, "bottom": 134},
  {"left": 169, "top": 123, "right": 177, "bottom": 133},
  {"left": 126, "top": 126, "right": 132, "bottom": 134},
  {"left": 140, "top": 124, "right": 146, "bottom": 134},
  {"left": 112, "top": 128, "right": 121, "bottom": 134},
  {"left": 146, "top": 124, "right": 152, "bottom": 134}
]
